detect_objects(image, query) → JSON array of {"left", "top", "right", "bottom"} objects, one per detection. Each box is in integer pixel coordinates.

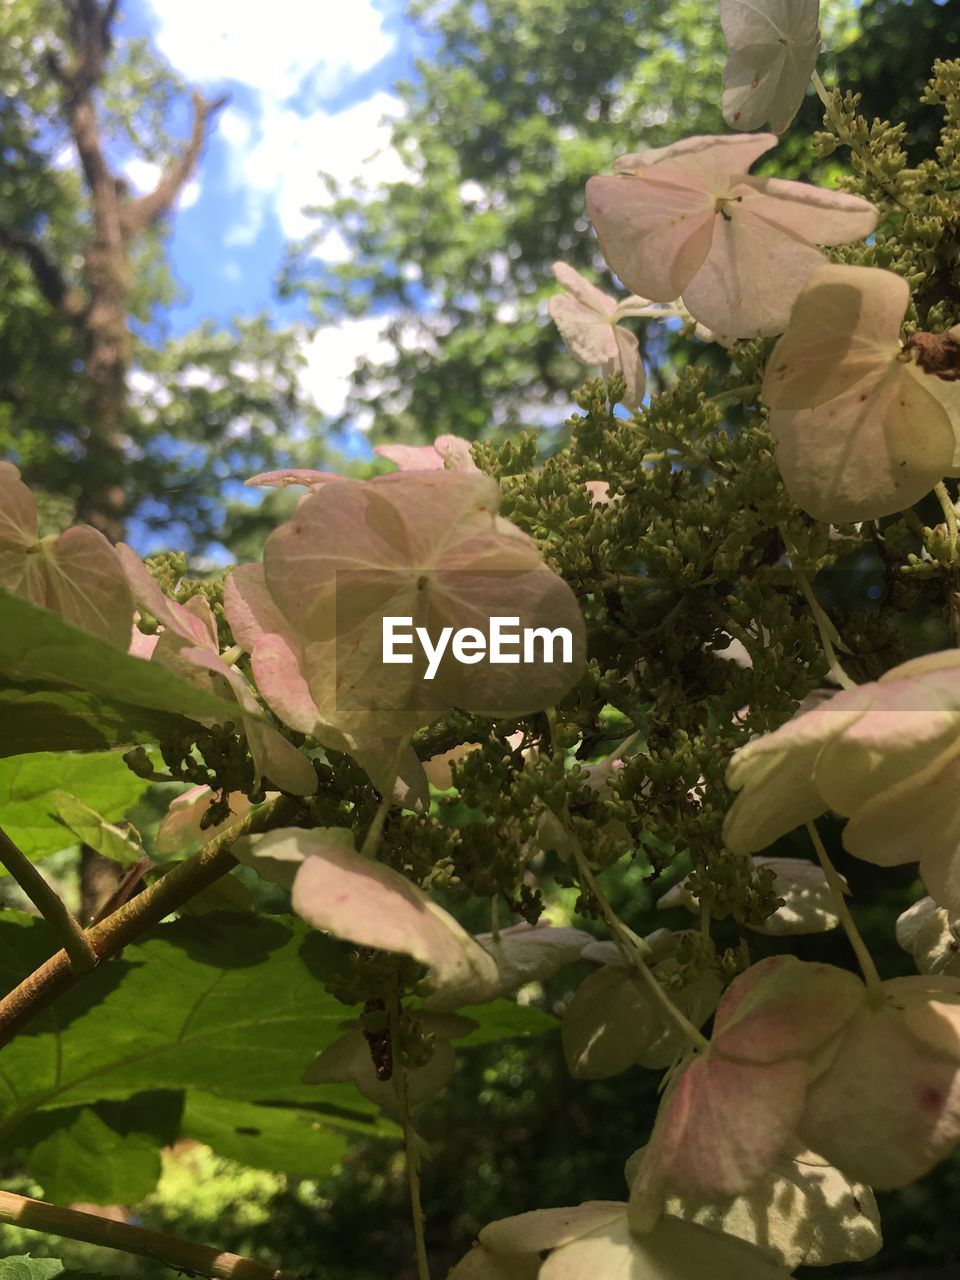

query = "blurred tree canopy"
[
  {"left": 0, "top": 0, "right": 319, "bottom": 548},
  {"left": 284, "top": 0, "right": 958, "bottom": 448}
]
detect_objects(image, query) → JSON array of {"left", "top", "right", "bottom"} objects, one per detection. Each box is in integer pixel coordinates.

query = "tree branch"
[
  {"left": 0, "top": 226, "right": 86, "bottom": 318},
  {"left": 0, "top": 827, "right": 97, "bottom": 973},
  {"left": 0, "top": 794, "right": 300, "bottom": 1049},
  {"left": 0, "top": 1189, "right": 302, "bottom": 1280},
  {"left": 120, "top": 91, "right": 229, "bottom": 236}
]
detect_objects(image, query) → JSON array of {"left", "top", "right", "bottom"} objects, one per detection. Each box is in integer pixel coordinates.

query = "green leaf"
[
  {"left": 48, "top": 792, "right": 142, "bottom": 865},
  {"left": 0, "top": 684, "right": 192, "bottom": 758},
  {"left": 0, "top": 912, "right": 354, "bottom": 1122},
  {"left": 181, "top": 1092, "right": 385, "bottom": 1180},
  {"left": 0, "top": 751, "right": 149, "bottom": 860},
  {"left": 25, "top": 1107, "right": 161, "bottom": 1205},
  {"left": 0, "top": 590, "right": 242, "bottom": 723},
  {"left": 0, "top": 1262, "right": 64, "bottom": 1280},
  {"left": 455, "top": 999, "right": 558, "bottom": 1046}
]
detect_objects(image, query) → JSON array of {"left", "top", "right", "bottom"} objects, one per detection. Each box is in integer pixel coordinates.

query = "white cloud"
[
  {"left": 220, "top": 91, "right": 410, "bottom": 250},
  {"left": 121, "top": 157, "right": 200, "bottom": 209},
  {"left": 144, "top": 0, "right": 394, "bottom": 102},
  {"left": 298, "top": 316, "right": 397, "bottom": 423}
]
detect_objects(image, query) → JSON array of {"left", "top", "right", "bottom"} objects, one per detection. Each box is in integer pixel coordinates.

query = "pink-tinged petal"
[
  {"left": 723, "top": 685, "right": 871, "bottom": 853},
  {"left": 433, "top": 435, "right": 479, "bottom": 472},
  {"left": 585, "top": 481, "right": 611, "bottom": 505},
  {"left": 610, "top": 324, "right": 646, "bottom": 409},
  {"left": 224, "top": 562, "right": 300, "bottom": 652},
  {"left": 37, "top": 527, "right": 134, "bottom": 650},
  {"left": 448, "top": 1246, "right": 540, "bottom": 1279},
  {"left": 843, "top": 745, "right": 960, "bottom": 879},
  {"left": 480, "top": 1202, "right": 625, "bottom": 1254},
  {"left": 156, "top": 785, "right": 253, "bottom": 855},
  {"left": 375, "top": 443, "right": 448, "bottom": 471},
  {"left": 800, "top": 981, "right": 960, "bottom": 1187},
  {"left": 682, "top": 199, "right": 826, "bottom": 337},
  {"left": 0, "top": 461, "right": 38, "bottom": 547},
  {"left": 739, "top": 176, "right": 878, "bottom": 246},
  {"left": 183, "top": 648, "right": 317, "bottom": 796},
  {"left": 129, "top": 624, "right": 159, "bottom": 660},
  {"left": 251, "top": 633, "right": 323, "bottom": 736},
  {"left": 548, "top": 293, "right": 620, "bottom": 365},
  {"left": 641, "top": 1051, "right": 809, "bottom": 1199},
  {"left": 722, "top": 0, "right": 821, "bottom": 135},
  {"left": 289, "top": 834, "right": 499, "bottom": 990},
  {"left": 816, "top": 662, "right": 960, "bottom": 816},
  {"left": 713, "top": 956, "right": 864, "bottom": 1064},
  {"left": 586, "top": 172, "right": 716, "bottom": 302},
  {"left": 245, "top": 469, "right": 342, "bottom": 490},
  {"left": 614, "top": 133, "right": 778, "bottom": 185},
  {"left": 117, "top": 543, "right": 212, "bottom": 649},
  {"left": 763, "top": 266, "right": 909, "bottom": 410},
  {"left": 897, "top": 896, "right": 960, "bottom": 976},
  {"left": 544, "top": 1213, "right": 793, "bottom": 1280},
  {"left": 551, "top": 261, "right": 619, "bottom": 315},
  {"left": 769, "top": 361, "right": 956, "bottom": 522}
]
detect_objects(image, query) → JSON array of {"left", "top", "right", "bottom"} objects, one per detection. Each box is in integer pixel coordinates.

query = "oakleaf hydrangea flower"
[
  {"left": 897, "top": 897, "right": 960, "bottom": 977},
  {"left": 659, "top": 855, "right": 844, "bottom": 935},
  {"left": 631, "top": 956, "right": 863, "bottom": 1205},
  {"left": 633, "top": 1145, "right": 882, "bottom": 1269},
  {"left": 585, "top": 134, "right": 877, "bottom": 337},
  {"left": 723, "top": 650, "right": 960, "bottom": 913},
  {"left": 721, "top": 0, "right": 821, "bottom": 134},
  {"left": 0, "top": 461, "right": 132, "bottom": 648},
  {"left": 762, "top": 264, "right": 960, "bottom": 521},
  {"left": 547, "top": 262, "right": 648, "bottom": 409},
  {"left": 223, "top": 472, "right": 586, "bottom": 772},
  {"left": 375, "top": 434, "right": 479, "bottom": 472},
  {"left": 234, "top": 826, "right": 500, "bottom": 994},
  {"left": 799, "top": 975, "right": 960, "bottom": 1187},
  {"left": 120, "top": 546, "right": 316, "bottom": 797},
  {"left": 459, "top": 1200, "right": 791, "bottom": 1279}
]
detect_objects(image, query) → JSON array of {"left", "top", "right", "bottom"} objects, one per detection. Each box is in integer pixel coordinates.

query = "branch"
[
  {"left": 0, "top": 794, "right": 300, "bottom": 1049},
  {"left": 0, "top": 226, "right": 86, "bottom": 318},
  {"left": 0, "top": 1189, "right": 301, "bottom": 1280},
  {"left": 0, "top": 828, "right": 97, "bottom": 973},
  {"left": 120, "top": 91, "right": 229, "bottom": 236}
]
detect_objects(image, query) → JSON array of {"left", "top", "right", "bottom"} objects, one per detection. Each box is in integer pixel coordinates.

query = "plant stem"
[
  {"left": 0, "top": 793, "right": 299, "bottom": 1049},
  {"left": 0, "top": 826, "right": 97, "bottom": 974},
  {"left": 806, "top": 822, "right": 882, "bottom": 995},
  {"left": 360, "top": 738, "right": 410, "bottom": 857},
  {"left": 0, "top": 1189, "right": 300, "bottom": 1280},
  {"left": 782, "top": 533, "right": 857, "bottom": 690},
  {"left": 573, "top": 847, "right": 710, "bottom": 1053},
  {"left": 390, "top": 998, "right": 432, "bottom": 1280}
]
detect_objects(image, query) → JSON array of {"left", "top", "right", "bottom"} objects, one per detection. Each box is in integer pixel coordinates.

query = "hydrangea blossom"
[
  {"left": 547, "top": 262, "right": 648, "bottom": 409},
  {"left": 762, "top": 264, "right": 960, "bottom": 521},
  {"left": 119, "top": 546, "right": 316, "bottom": 797},
  {"left": 723, "top": 650, "right": 960, "bottom": 912},
  {"left": 0, "top": 462, "right": 132, "bottom": 648},
  {"left": 659, "top": 855, "right": 844, "bottom": 935},
  {"left": 721, "top": 0, "right": 821, "bottom": 135},
  {"left": 585, "top": 134, "right": 877, "bottom": 337},
  {"left": 631, "top": 956, "right": 864, "bottom": 1205},
  {"left": 375, "top": 434, "right": 479, "bottom": 473},
  {"left": 223, "top": 472, "right": 586, "bottom": 778},
  {"left": 463, "top": 1201, "right": 791, "bottom": 1280},
  {"left": 897, "top": 897, "right": 960, "bottom": 977},
  {"left": 799, "top": 975, "right": 960, "bottom": 1187}
]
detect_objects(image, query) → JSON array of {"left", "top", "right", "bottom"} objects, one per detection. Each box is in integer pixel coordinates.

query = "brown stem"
[
  {"left": 0, "top": 795, "right": 299, "bottom": 1049},
  {"left": 0, "top": 827, "right": 97, "bottom": 973},
  {"left": 0, "top": 1189, "right": 300, "bottom": 1280}
]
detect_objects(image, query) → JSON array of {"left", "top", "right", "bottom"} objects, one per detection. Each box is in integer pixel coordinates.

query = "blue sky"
[{"left": 122, "top": 0, "right": 424, "bottom": 421}]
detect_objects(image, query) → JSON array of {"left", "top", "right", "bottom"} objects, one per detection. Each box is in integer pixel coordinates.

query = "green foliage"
[{"left": 0, "top": 752, "right": 149, "bottom": 860}]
